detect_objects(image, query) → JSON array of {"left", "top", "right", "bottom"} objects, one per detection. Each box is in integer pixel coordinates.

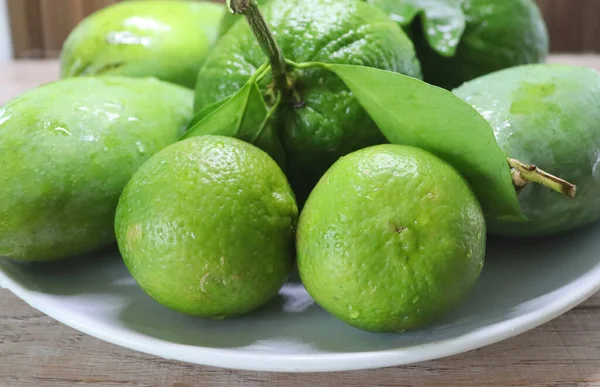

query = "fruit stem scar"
[
  {"left": 228, "top": 0, "right": 289, "bottom": 96},
  {"left": 388, "top": 221, "right": 406, "bottom": 234},
  {"left": 508, "top": 158, "right": 577, "bottom": 198}
]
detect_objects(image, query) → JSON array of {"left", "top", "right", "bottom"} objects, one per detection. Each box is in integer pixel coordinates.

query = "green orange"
[
  {"left": 115, "top": 135, "right": 298, "bottom": 318},
  {"left": 196, "top": 0, "right": 421, "bottom": 203},
  {"left": 297, "top": 145, "right": 485, "bottom": 332},
  {"left": 61, "top": 0, "right": 225, "bottom": 88}
]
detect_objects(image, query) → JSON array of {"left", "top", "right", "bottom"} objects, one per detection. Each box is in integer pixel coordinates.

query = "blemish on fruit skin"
[
  {"left": 388, "top": 221, "right": 406, "bottom": 234},
  {"left": 510, "top": 82, "right": 561, "bottom": 115},
  {"left": 127, "top": 224, "right": 142, "bottom": 242},
  {"left": 521, "top": 82, "right": 556, "bottom": 98}
]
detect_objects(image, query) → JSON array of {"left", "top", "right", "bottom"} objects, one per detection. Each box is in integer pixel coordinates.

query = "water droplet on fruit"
[
  {"left": 135, "top": 141, "right": 145, "bottom": 154},
  {"left": 54, "top": 127, "right": 71, "bottom": 136},
  {"left": 348, "top": 305, "right": 360, "bottom": 319},
  {"left": 466, "top": 249, "right": 473, "bottom": 258}
]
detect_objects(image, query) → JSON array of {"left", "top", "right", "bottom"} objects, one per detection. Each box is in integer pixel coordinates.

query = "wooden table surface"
[{"left": 1, "top": 56, "right": 600, "bottom": 387}]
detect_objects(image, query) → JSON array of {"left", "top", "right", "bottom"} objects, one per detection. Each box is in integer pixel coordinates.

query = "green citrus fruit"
[
  {"left": 115, "top": 135, "right": 298, "bottom": 318},
  {"left": 378, "top": 0, "right": 548, "bottom": 89},
  {"left": 195, "top": 0, "right": 421, "bottom": 203},
  {"left": 297, "top": 145, "right": 485, "bottom": 332},
  {"left": 454, "top": 64, "right": 600, "bottom": 237},
  {"left": 61, "top": 0, "right": 225, "bottom": 88},
  {"left": 0, "top": 77, "right": 192, "bottom": 262}
]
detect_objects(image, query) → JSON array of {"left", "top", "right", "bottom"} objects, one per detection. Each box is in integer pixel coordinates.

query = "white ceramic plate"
[{"left": 2, "top": 223, "right": 600, "bottom": 372}]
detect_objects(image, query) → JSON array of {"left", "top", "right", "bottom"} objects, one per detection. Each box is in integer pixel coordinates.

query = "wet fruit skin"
[
  {"left": 297, "top": 145, "right": 485, "bottom": 332},
  {"left": 0, "top": 77, "right": 193, "bottom": 261},
  {"left": 409, "top": 0, "right": 548, "bottom": 89},
  {"left": 195, "top": 0, "right": 422, "bottom": 203},
  {"left": 115, "top": 135, "right": 297, "bottom": 318},
  {"left": 454, "top": 64, "right": 600, "bottom": 237},
  {"left": 61, "top": 0, "right": 225, "bottom": 88}
]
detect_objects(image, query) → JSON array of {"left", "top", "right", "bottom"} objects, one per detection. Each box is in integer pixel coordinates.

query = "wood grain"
[
  {"left": 1, "top": 55, "right": 600, "bottom": 386},
  {"left": 536, "top": 0, "right": 600, "bottom": 53},
  {"left": 7, "top": 0, "right": 44, "bottom": 59},
  {"left": 1, "top": 291, "right": 599, "bottom": 386},
  {"left": 582, "top": 0, "right": 600, "bottom": 53},
  {"left": 39, "top": 0, "right": 82, "bottom": 59},
  {"left": 8, "top": 0, "right": 119, "bottom": 59}
]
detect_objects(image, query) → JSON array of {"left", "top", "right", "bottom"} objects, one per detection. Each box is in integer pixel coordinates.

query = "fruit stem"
[
  {"left": 228, "top": 0, "right": 289, "bottom": 95},
  {"left": 508, "top": 158, "right": 576, "bottom": 198}
]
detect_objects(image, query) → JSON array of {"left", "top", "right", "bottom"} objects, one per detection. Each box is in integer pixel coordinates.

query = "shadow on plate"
[
  {"left": 2, "top": 221, "right": 599, "bottom": 353},
  {"left": 0, "top": 244, "right": 132, "bottom": 296}
]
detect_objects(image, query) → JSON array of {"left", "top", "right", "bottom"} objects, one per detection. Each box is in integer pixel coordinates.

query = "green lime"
[
  {"left": 196, "top": 0, "right": 421, "bottom": 203},
  {"left": 115, "top": 135, "right": 298, "bottom": 318},
  {"left": 410, "top": 0, "right": 548, "bottom": 89},
  {"left": 297, "top": 145, "right": 485, "bottom": 332},
  {"left": 61, "top": 1, "right": 225, "bottom": 88}
]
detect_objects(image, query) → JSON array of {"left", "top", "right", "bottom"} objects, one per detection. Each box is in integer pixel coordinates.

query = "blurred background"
[{"left": 0, "top": 0, "right": 598, "bottom": 62}]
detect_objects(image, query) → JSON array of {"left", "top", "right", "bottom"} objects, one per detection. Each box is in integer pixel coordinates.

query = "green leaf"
[
  {"left": 187, "top": 97, "right": 232, "bottom": 130},
  {"left": 368, "top": 0, "right": 466, "bottom": 57},
  {"left": 324, "top": 63, "right": 524, "bottom": 221},
  {"left": 182, "top": 80, "right": 286, "bottom": 168}
]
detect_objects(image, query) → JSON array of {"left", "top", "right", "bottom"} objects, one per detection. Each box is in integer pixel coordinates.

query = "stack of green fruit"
[{"left": 1, "top": 0, "right": 599, "bottom": 333}]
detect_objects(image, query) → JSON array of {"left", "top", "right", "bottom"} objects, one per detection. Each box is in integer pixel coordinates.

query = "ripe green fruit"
[
  {"left": 61, "top": 0, "right": 225, "bottom": 88},
  {"left": 454, "top": 64, "right": 600, "bottom": 237},
  {"left": 195, "top": 0, "right": 421, "bottom": 203},
  {"left": 297, "top": 145, "right": 485, "bottom": 332},
  {"left": 115, "top": 136, "right": 297, "bottom": 318},
  {"left": 376, "top": 0, "right": 548, "bottom": 89},
  {"left": 0, "top": 77, "right": 193, "bottom": 261}
]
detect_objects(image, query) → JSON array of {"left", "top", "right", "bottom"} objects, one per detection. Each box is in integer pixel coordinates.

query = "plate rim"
[{"left": 2, "top": 259, "right": 600, "bottom": 373}]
